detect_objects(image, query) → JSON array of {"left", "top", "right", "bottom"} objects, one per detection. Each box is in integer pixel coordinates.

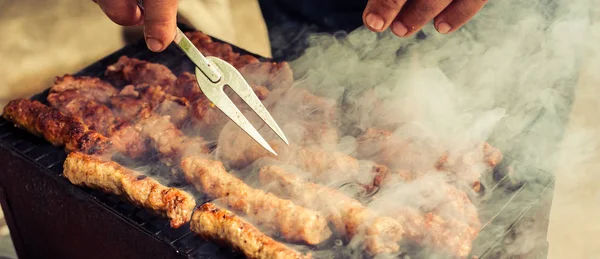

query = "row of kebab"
[{"left": 2, "top": 31, "right": 503, "bottom": 259}]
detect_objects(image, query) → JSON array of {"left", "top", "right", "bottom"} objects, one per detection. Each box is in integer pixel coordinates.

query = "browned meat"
[
  {"left": 137, "top": 115, "right": 209, "bottom": 166},
  {"left": 64, "top": 152, "right": 195, "bottom": 228},
  {"left": 217, "top": 122, "right": 354, "bottom": 182},
  {"left": 110, "top": 94, "right": 151, "bottom": 122},
  {"left": 172, "top": 71, "right": 273, "bottom": 142},
  {"left": 258, "top": 165, "right": 404, "bottom": 256},
  {"left": 391, "top": 182, "right": 481, "bottom": 258},
  {"left": 181, "top": 156, "right": 332, "bottom": 245},
  {"left": 2, "top": 99, "right": 112, "bottom": 155},
  {"left": 191, "top": 203, "right": 311, "bottom": 259},
  {"left": 238, "top": 61, "right": 294, "bottom": 91},
  {"left": 47, "top": 75, "right": 121, "bottom": 136},
  {"left": 356, "top": 128, "right": 503, "bottom": 192},
  {"left": 105, "top": 56, "right": 177, "bottom": 87},
  {"left": 48, "top": 75, "right": 118, "bottom": 105},
  {"left": 171, "top": 72, "right": 203, "bottom": 101},
  {"left": 132, "top": 84, "right": 191, "bottom": 128},
  {"left": 57, "top": 98, "right": 117, "bottom": 136},
  {"left": 185, "top": 31, "right": 292, "bottom": 89},
  {"left": 110, "top": 122, "right": 149, "bottom": 159},
  {"left": 184, "top": 31, "right": 260, "bottom": 69}
]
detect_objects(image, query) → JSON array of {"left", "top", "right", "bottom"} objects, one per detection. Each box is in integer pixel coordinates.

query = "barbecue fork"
[{"left": 137, "top": 1, "right": 288, "bottom": 156}]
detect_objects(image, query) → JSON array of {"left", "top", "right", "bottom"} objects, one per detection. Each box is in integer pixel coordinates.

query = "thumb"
[
  {"left": 362, "top": 0, "right": 408, "bottom": 32},
  {"left": 141, "top": 0, "right": 179, "bottom": 52}
]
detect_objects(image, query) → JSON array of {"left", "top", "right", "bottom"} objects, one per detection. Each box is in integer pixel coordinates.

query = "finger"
[
  {"left": 434, "top": 0, "right": 488, "bottom": 34},
  {"left": 142, "top": 0, "right": 179, "bottom": 52},
  {"left": 96, "top": 0, "right": 143, "bottom": 26},
  {"left": 392, "top": 0, "right": 453, "bottom": 37},
  {"left": 362, "top": 0, "right": 408, "bottom": 32}
]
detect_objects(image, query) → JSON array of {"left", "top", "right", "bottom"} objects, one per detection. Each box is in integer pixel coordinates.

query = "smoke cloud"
[{"left": 217, "top": 0, "right": 597, "bottom": 258}]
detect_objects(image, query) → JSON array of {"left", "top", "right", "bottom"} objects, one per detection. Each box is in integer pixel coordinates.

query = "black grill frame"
[{"left": 0, "top": 28, "right": 555, "bottom": 259}]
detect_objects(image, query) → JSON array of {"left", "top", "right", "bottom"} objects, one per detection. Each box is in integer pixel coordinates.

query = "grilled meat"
[
  {"left": 258, "top": 165, "right": 404, "bottom": 256},
  {"left": 181, "top": 156, "right": 332, "bottom": 245},
  {"left": 217, "top": 120, "right": 356, "bottom": 184},
  {"left": 105, "top": 56, "right": 177, "bottom": 87},
  {"left": 2, "top": 99, "right": 112, "bottom": 155},
  {"left": 58, "top": 98, "right": 117, "bottom": 136},
  {"left": 185, "top": 31, "right": 292, "bottom": 90},
  {"left": 238, "top": 61, "right": 294, "bottom": 91},
  {"left": 191, "top": 203, "right": 311, "bottom": 259},
  {"left": 184, "top": 31, "right": 260, "bottom": 69},
  {"left": 137, "top": 115, "right": 209, "bottom": 165},
  {"left": 391, "top": 182, "right": 481, "bottom": 258},
  {"left": 48, "top": 75, "right": 118, "bottom": 105},
  {"left": 64, "top": 152, "right": 195, "bottom": 228},
  {"left": 48, "top": 75, "right": 121, "bottom": 136},
  {"left": 356, "top": 128, "right": 503, "bottom": 192}
]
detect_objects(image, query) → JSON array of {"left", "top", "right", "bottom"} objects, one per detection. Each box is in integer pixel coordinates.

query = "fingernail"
[
  {"left": 146, "top": 37, "right": 163, "bottom": 52},
  {"left": 437, "top": 22, "right": 452, "bottom": 34},
  {"left": 391, "top": 21, "right": 408, "bottom": 37},
  {"left": 366, "top": 13, "right": 384, "bottom": 30}
]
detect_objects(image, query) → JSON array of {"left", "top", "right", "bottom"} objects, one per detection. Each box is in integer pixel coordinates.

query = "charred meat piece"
[
  {"left": 258, "top": 165, "right": 404, "bottom": 256},
  {"left": 48, "top": 75, "right": 118, "bottom": 105},
  {"left": 191, "top": 203, "right": 311, "bottom": 259},
  {"left": 181, "top": 156, "right": 332, "bottom": 245},
  {"left": 57, "top": 98, "right": 117, "bottom": 136},
  {"left": 48, "top": 75, "right": 121, "bottom": 136},
  {"left": 2, "top": 99, "right": 112, "bottom": 155},
  {"left": 110, "top": 94, "right": 151, "bottom": 122},
  {"left": 132, "top": 84, "right": 191, "bottom": 128},
  {"left": 49, "top": 80, "right": 152, "bottom": 159},
  {"left": 105, "top": 56, "right": 177, "bottom": 87},
  {"left": 64, "top": 152, "right": 195, "bottom": 228}
]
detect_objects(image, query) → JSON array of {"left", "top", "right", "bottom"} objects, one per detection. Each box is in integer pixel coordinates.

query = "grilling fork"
[{"left": 137, "top": 1, "right": 288, "bottom": 156}]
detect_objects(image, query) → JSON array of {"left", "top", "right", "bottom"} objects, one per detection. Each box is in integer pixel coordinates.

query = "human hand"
[
  {"left": 93, "top": 0, "right": 179, "bottom": 52},
  {"left": 362, "top": 0, "right": 488, "bottom": 37}
]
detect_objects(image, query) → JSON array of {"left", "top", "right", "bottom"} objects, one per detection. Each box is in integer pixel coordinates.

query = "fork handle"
[{"left": 137, "top": 0, "right": 222, "bottom": 83}]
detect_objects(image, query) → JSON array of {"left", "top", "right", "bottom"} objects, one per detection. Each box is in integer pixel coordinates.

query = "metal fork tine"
[
  {"left": 206, "top": 58, "right": 289, "bottom": 146},
  {"left": 194, "top": 66, "right": 278, "bottom": 156}
]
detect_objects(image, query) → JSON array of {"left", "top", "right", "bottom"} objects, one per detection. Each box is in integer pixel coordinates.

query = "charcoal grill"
[{"left": 0, "top": 26, "right": 557, "bottom": 259}]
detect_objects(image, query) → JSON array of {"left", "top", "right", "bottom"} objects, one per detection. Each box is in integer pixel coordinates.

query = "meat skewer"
[
  {"left": 258, "top": 165, "right": 404, "bottom": 256},
  {"left": 191, "top": 203, "right": 311, "bottom": 259},
  {"left": 180, "top": 156, "right": 332, "bottom": 245},
  {"left": 64, "top": 152, "right": 196, "bottom": 228},
  {"left": 2, "top": 99, "right": 112, "bottom": 155}
]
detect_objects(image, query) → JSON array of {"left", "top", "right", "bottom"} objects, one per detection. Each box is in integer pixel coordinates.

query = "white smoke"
[{"left": 262, "top": 0, "right": 598, "bottom": 258}]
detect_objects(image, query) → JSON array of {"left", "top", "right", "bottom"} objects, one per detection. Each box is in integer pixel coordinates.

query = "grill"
[{"left": 0, "top": 26, "right": 555, "bottom": 259}]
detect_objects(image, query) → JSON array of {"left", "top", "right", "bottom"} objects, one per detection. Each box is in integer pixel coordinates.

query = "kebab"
[
  {"left": 191, "top": 203, "right": 311, "bottom": 259},
  {"left": 63, "top": 152, "right": 196, "bottom": 228},
  {"left": 258, "top": 165, "right": 404, "bottom": 256},
  {"left": 180, "top": 156, "right": 332, "bottom": 245},
  {"left": 2, "top": 99, "right": 112, "bottom": 155}
]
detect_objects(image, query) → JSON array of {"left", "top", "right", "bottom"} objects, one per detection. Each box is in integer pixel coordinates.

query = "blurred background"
[{"left": 0, "top": 0, "right": 598, "bottom": 258}]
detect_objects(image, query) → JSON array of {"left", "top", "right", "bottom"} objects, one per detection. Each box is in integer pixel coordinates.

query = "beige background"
[{"left": 0, "top": 0, "right": 598, "bottom": 258}]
